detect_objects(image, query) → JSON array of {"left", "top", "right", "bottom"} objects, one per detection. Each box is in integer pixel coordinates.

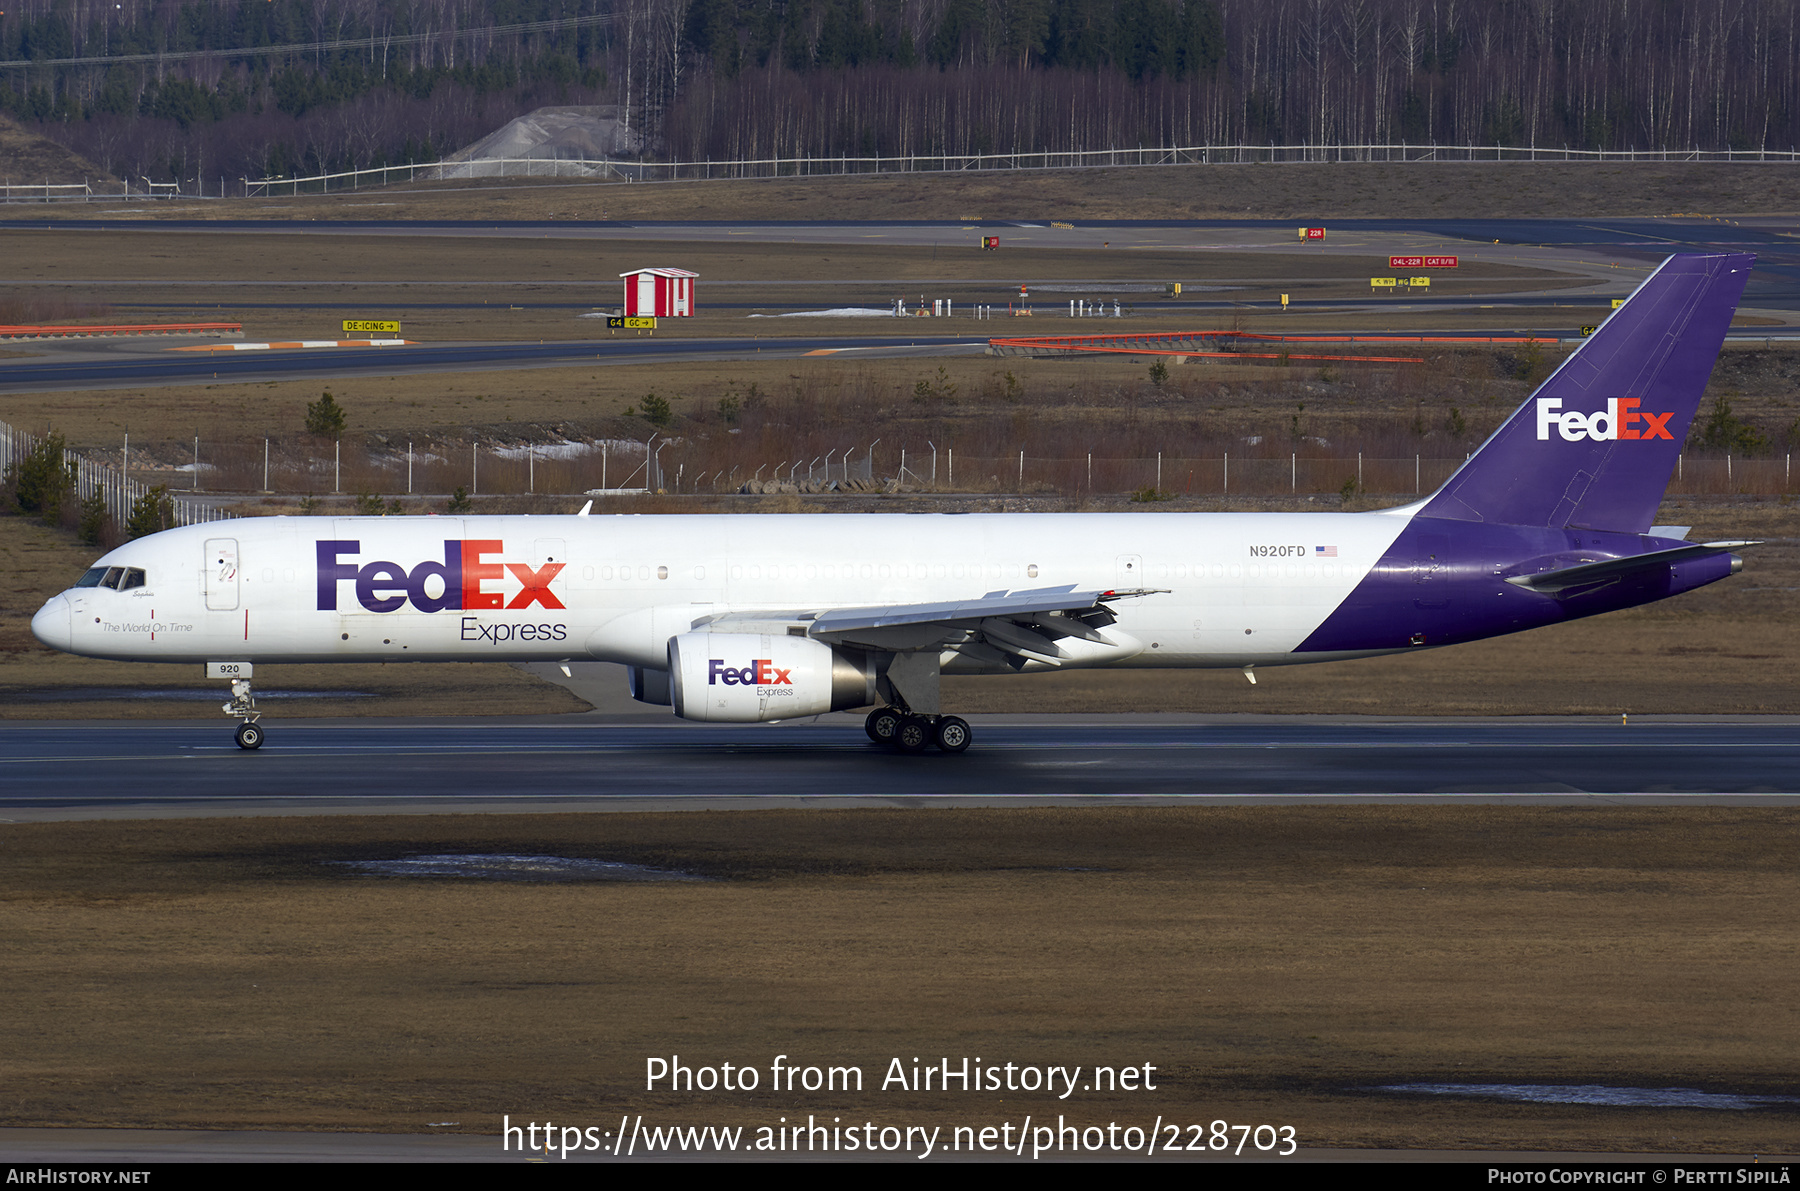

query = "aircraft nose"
[{"left": 30, "top": 595, "right": 71, "bottom": 652}]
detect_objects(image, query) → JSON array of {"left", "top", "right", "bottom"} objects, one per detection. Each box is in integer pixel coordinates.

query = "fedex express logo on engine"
[
  {"left": 709, "top": 659, "right": 793, "bottom": 686},
  {"left": 1535, "top": 398, "right": 1675, "bottom": 442},
  {"left": 316, "top": 540, "right": 563, "bottom": 612}
]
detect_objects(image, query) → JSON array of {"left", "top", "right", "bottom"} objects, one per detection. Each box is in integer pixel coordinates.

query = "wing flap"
[{"left": 698, "top": 586, "right": 1160, "bottom": 658}]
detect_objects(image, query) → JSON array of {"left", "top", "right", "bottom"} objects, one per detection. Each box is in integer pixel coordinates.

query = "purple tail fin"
[{"left": 1419, "top": 253, "right": 1752, "bottom": 533}]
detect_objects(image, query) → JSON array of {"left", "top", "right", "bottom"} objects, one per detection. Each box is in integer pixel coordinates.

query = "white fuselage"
[{"left": 33, "top": 508, "right": 1421, "bottom": 673}]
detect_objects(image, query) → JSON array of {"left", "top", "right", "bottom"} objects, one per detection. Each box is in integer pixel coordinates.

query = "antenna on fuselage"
[{"left": 577, "top": 500, "right": 593, "bottom": 517}]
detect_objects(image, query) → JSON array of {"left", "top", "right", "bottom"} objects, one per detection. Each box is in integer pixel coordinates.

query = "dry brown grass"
[
  {"left": 49, "top": 161, "right": 1800, "bottom": 222},
  {"left": 1, "top": 807, "right": 1795, "bottom": 1152},
  {"left": 0, "top": 115, "right": 114, "bottom": 186}
]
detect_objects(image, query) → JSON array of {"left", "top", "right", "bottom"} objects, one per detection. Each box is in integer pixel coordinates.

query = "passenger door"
[{"left": 204, "top": 538, "right": 240, "bottom": 611}]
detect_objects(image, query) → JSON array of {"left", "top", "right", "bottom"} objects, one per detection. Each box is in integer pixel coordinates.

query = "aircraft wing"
[
  {"left": 700, "top": 585, "right": 1160, "bottom": 664},
  {"left": 1504, "top": 541, "right": 1757, "bottom": 596}
]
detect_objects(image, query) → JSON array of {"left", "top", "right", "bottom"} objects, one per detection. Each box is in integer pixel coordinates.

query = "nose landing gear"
[{"left": 223, "top": 678, "right": 264, "bottom": 749}]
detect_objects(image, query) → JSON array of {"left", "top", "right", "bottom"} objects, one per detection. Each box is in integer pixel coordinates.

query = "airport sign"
[
  {"left": 342, "top": 319, "right": 400, "bottom": 334},
  {"left": 1389, "top": 256, "right": 1459, "bottom": 268},
  {"left": 607, "top": 316, "right": 658, "bottom": 329}
]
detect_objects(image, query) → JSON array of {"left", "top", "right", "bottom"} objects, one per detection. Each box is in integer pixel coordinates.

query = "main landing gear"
[
  {"left": 864, "top": 706, "right": 972, "bottom": 754},
  {"left": 223, "top": 678, "right": 264, "bottom": 750}
]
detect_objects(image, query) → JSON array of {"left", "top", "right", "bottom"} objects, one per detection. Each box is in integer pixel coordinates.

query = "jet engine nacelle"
[
  {"left": 668, "top": 632, "right": 877, "bottom": 722},
  {"left": 627, "top": 665, "right": 672, "bottom": 706}
]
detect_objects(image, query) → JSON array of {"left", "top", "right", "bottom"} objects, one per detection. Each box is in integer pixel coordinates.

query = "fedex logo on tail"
[
  {"left": 708, "top": 659, "right": 792, "bottom": 686},
  {"left": 1535, "top": 398, "right": 1675, "bottom": 442},
  {"left": 317, "top": 540, "right": 564, "bottom": 613}
]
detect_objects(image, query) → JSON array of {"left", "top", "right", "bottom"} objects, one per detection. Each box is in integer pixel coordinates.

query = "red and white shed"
[{"left": 620, "top": 267, "right": 698, "bottom": 317}]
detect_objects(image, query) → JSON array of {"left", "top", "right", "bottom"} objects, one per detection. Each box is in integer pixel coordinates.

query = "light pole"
[{"left": 652, "top": 439, "right": 670, "bottom": 492}]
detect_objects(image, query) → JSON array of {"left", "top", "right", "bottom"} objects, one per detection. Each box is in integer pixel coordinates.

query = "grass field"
[{"left": 2, "top": 807, "right": 1795, "bottom": 1152}]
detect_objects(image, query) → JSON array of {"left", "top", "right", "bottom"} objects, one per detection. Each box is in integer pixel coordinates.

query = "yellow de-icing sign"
[
  {"left": 607, "top": 316, "right": 658, "bottom": 329},
  {"left": 343, "top": 320, "right": 400, "bottom": 334}
]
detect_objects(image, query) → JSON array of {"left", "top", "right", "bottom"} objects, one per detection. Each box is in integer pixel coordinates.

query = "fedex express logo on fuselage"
[
  {"left": 316, "top": 540, "right": 564, "bottom": 612},
  {"left": 1535, "top": 398, "right": 1675, "bottom": 442}
]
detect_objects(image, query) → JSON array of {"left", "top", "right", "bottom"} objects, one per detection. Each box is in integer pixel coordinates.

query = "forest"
[{"left": 0, "top": 0, "right": 1795, "bottom": 187}]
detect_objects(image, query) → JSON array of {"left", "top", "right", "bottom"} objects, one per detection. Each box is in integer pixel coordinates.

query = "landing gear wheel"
[
  {"left": 934, "top": 716, "right": 972, "bottom": 753},
  {"left": 234, "top": 721, "right": 264, "bottom": 750},
  {"left": 866, "top": 706, "right": 904, "bottom": 746},
  {"left": 895, "top": 715, "right": 932, "bottom": 754}
]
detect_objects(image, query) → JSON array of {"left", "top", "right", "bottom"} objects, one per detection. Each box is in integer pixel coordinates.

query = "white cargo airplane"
[{"left": 30, "top": 254, "right": 1756, "bottom": 753}]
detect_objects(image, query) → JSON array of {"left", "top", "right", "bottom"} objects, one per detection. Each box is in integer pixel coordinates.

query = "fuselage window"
[
  {"left": 74, "top": 567, "right": 106, "bottom": 588},
  {"left": 120, "top": 568, "right": 146, "bottom": 590}
]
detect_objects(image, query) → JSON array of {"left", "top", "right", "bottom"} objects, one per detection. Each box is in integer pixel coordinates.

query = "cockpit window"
[
  {"left": 120, "top": 568, "right": 146, "bottom": 590},
  {"left": 74, "top": 567, "right": 107, "bottom": 588},
  {"left": 99, "top": 567, "right": 124, "bottom": 590}
]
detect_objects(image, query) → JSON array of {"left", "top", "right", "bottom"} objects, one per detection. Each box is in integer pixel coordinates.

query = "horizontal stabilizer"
[{"left": 1505, "top": 541, "right": 1755, "bottom": 596}]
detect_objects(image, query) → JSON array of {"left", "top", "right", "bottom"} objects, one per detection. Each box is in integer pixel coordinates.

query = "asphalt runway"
[
  {"left": 4, "top": 715, "right": 1797, "bottom": 821},
  {"left": 0, "top": 334, "right": 991, "bottom": 392}
]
